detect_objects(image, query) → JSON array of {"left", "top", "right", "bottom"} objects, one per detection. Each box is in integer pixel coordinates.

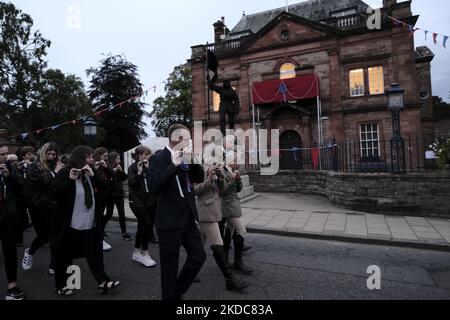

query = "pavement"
[{"left": 117, "top": 193, "right": 450, "bottom": 252}]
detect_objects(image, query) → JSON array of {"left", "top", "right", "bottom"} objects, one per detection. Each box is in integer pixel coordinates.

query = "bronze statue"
[{"left": 208, "top": 75, "right": 240, "bottom": 136}]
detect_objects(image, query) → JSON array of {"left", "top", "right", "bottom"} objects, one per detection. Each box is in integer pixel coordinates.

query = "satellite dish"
[{"left": 419, "top": 90, "right": 430, "bottom": 100}]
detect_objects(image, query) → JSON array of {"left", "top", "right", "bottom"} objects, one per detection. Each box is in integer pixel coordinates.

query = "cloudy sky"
[{"left": 10, "top": 0, "right": 450, "bottom": 138}]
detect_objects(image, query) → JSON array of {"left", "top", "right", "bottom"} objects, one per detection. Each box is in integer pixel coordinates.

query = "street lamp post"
[
  {"left": 386, "top": 83, "right": 406, "bottom": 174},
  {"left": 83, "top": 117, "right": 97, "bottom": 148}
]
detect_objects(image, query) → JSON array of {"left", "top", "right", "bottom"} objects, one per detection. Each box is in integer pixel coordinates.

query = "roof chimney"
[
  {"left": 213, "top": 17, "right": 229, "bottom": 43},
  {"left": 383, "top": 0, "right": 397, "bottom": 8}
]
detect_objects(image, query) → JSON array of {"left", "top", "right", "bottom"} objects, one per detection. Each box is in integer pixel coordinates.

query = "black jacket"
[
  {"left": 107, "top": 169, "right": 127, "bottom": 197},
  {"left": 0, "top": 166, "right": 24, "bottom": 224},
  {"left": 50, "top": 168, "right": 105, "bottom": 252},
  {"left": 25, "top": 161, "right": 56, "bottom": 208},
  {"left": 147, "top": 148, "right": 204, "bottom": 231},
  {"left": 93, "top": 166, "right": 114, "bottom": 199},
  {"left": 127, "top": 162, "right": 155, "bottom": 208}
]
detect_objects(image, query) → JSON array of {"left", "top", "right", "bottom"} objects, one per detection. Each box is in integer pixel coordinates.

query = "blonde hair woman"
[{"left": 22, "top": 142, "right": 64, "bottom": 274}]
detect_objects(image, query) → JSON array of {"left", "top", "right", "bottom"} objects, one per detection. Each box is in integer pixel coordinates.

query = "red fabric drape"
[
  {"left": 252, "top": 74, "right": 319, "bottom": 105},
  {"left": 311, "top": 148, "right": 320, "bottom": 171}
]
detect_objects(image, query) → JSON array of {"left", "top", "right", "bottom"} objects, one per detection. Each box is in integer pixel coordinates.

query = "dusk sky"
[{"left": 10, "top": 0, "right": 450, "bottom": 138}]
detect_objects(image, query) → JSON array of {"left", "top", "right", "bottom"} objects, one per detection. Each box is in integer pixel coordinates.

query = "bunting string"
[
  {"left": 9, "top": 81, "right": 166, "bottom": 140},
  {"left": 384, "top": 14, "right": 448, "bottom": 49}
]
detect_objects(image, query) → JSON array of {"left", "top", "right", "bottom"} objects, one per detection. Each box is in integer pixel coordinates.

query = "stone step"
[
  {"left": 238, "top": 185, "right": 254, "bottom": 199},
  {"left": 240, "top": 193, "right": 260, "bottom": 203},
  {"left": 241, "top": 175, "right": 250, "bottom": 188}
]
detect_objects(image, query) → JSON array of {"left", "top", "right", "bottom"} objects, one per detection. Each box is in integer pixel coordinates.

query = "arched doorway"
[{"left": 280, "top": 130, "right": 302, "bottom": 170}]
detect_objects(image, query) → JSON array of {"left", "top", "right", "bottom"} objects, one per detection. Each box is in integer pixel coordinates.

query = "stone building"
[{"left": 190, "top": 0, "right": 435, "bottom": 171}]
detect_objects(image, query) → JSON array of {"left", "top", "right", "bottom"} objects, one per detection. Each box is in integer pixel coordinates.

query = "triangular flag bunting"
[
  {"left": 424, "top": 30, "right": 429, "bottom": 41},
  {"left": 433, "top": 33, "right": 438, "bottom": 44},
  {"left": 444, "top": 36, "right": 449, "bottom": 48},
  {"left": 20, "top": 133, "right": 29, "bottom": 139}
]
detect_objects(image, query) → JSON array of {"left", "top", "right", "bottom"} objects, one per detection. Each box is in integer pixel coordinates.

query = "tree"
[
  {"left": 0, "top": 2, "right": 51, "bottom": 133},
  {"left": 23, "top": 69, "right": 100, "bottom": 153},
  {"left": 150, "top": 63, "right": 192, "bottom": 137},
  {"left": 87, "top": 54, "right": 147, "bottom": 152},
  {"left": 433, "top": 96, "right": 450, "bottom": 119}
]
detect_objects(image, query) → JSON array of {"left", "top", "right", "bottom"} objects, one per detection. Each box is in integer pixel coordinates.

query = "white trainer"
[
  {"left": 22, "top": 248, "right": 33, "bottom": 271},
  {"left": 142, "top": 255, "right": 157, "bottom": 268},
  {"left": 132, "top": 250, "right": 142, "bottom": 263},
  {"left": 132, "top": 251, "right": 156, "bottom": 268},
  {"left": 102, "top": 241, "right": 112, "bottom": 252}
]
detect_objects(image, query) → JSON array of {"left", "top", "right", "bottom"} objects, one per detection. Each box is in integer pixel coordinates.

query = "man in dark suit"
[{"left": 148, "top": 124, "right": 206, "bottom": 300}]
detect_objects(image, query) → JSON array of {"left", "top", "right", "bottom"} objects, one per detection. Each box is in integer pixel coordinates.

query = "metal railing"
[{"left": 245, "top": 137, "right": 442, "bottom": 174}]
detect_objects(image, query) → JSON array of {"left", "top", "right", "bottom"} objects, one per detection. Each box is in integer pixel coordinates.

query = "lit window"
[
  {"left": 350, "top": 69, "right": 364, "bottom": 97},
  {"left": 360, "top": 124, "right": 380, "bottom": 158},
  {"left": 279, "top": 63, "right": 296, "bottom": 80},
  {"left": 212, "top": 86, "right": 238, "bottom": 112},
  {"left": 368, "top": 66, "right": 384, "bottom": 95}
]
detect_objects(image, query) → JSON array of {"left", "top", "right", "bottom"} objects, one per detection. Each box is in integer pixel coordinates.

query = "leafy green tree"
[
  {"left": 0, "top": 1, "right": 51, "bottom": 133},
  {"left": 150, "top": 63, "right": 192, "bottom": 137},
  {"left": 87, "top": 54, "right": 147, "bottom": 152},
  {"left": 434, "top": 95, "right": 450, "bottom": 119},
  {"left": 25, "top": 69, "right": 102, "bottom": 153}
]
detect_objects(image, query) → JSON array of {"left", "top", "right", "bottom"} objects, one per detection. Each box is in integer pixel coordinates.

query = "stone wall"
[{"left": 248, "top": 170, "right": 450, "bottom": 218}]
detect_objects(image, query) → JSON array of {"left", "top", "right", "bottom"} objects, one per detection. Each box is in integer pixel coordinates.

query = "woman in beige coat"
[
  {"left": 220, "top": 136, "right": 253, "bottom": 275},
  {"left": 195, "top": 164, "right": 247, "bottom": 292}
]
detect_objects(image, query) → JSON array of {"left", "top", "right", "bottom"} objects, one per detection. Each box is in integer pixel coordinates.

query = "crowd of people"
[{"left": 0, "top": 124, "right": 253, "bottom": 300}]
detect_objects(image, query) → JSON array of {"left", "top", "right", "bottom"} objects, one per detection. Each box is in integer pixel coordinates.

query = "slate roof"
[{"left": 229, "top": 0, "right": 370, "bottom": 36}]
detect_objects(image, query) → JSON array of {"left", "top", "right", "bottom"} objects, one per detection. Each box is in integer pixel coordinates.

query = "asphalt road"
[{"left": 1, "top": 221, "right": 450, "bottom": 300}]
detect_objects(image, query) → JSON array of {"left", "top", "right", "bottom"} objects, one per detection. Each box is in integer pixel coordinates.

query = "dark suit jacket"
[{"left": 147, "top": 148, "right": 204, "bottom": 231}]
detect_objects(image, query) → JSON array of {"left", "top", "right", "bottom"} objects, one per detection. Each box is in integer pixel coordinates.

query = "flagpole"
[{"left": 205, "top": 43, "right": 211, "bottom": 121}]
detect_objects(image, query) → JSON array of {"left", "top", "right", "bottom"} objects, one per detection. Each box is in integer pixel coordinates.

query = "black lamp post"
[
  {"left": 386, "top": 83, "right": 406, "bottom": 174},
  {"left": 83, "top": 117, "right": 97, "bottom": 148}
]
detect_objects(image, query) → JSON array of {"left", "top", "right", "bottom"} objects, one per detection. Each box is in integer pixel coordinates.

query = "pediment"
[{"left": 244, "top": 12, "right": 335, "bottom": 51}]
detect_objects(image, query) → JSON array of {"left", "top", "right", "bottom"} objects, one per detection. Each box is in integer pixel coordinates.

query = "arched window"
[{"left": 279, "top": 62, "right": 296, "bottom": 80}]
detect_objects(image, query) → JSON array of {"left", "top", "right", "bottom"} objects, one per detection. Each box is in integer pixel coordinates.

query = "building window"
[
  {"left": 368, "top": 66, "right": 384, "bottom": 95},
  {"left": 279, "top": 62, "right": 296, "bottom": 80},
  {"left": 212, "top": 86, "right": 238, "bottom": 112},
  {"left": 360, "top": 124, "right": 380, "bottom": 159},
  {"left": 349, "top": 69, "right": 364, "bottom": 97}
]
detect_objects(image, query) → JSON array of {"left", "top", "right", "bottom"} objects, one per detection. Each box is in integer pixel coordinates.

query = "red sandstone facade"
[{"left": 189, "top": 0, "right": 434, "bottom": 170}]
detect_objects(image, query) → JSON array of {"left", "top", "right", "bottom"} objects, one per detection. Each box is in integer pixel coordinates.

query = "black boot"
[
  {"left": 232, "top": 234, "right": 253, "bottom": 275},
  {"left": 223, "top": 228, "right": 232, "bottom": 260},
  {"left": 211, "top": 245, "right": 248, "bottom": 291}
]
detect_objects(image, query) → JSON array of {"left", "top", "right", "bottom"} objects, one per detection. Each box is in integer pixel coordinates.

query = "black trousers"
[
  {"left": 131, "top": 206, "right": 155, "bottom": 251},
  {"left": 220, "top": 107, "right": 236, "bottom": 136},
  {"left": 54, "top": 228, "right": 110, "bottom": 290},
  {"left": 0, "top": 219, "right": 18, "bottom": 284},
  {"left": 29, "top": 205, "right": 55, "bottom": 268},
  {"left": 157, "top": 218, "right": 207, "bottom": 300},
  {"left": 15, "top": 198, "right": 29, "bottom": 244},
  {"left": 104, "top": 195, "right": 127, "bottom": 234}
]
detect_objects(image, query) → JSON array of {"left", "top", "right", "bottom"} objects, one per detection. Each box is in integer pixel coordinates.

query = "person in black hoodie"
[
  {"left": 14, "top": 146, "right": 35, "bottom": 246},
  {"left": 51, "top": 145, "right": 120, "bottom": 296},
  {"left": 0, "top": 143, "right": 27, "bottom": 300},
  {"left": 103, "top": 152, "right": 132, "bottom": 241},
  {"left": 22, "top": 142, "right": 63, "bottom": 274},
  {"left": 127, "top": 146, "right": 157, "bottom": 268},
  {"left": 92, "top": 147, "right": 113, "bottom": 251}
]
